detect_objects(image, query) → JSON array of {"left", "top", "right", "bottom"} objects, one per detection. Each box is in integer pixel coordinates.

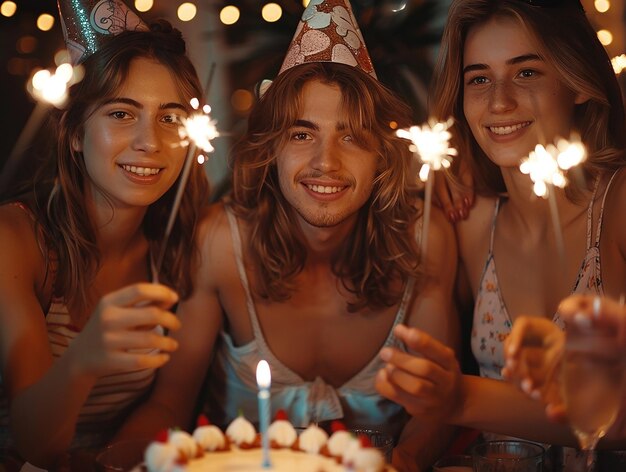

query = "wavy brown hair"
[
  {"left": 26, "top": 21, "right": 209, "bottom": 321},
  {"left": 431, "top": 0, "right": 626, "bottom": 198},
  {"left": 231, "top": 62, "right": 421, "bottom": 311}
]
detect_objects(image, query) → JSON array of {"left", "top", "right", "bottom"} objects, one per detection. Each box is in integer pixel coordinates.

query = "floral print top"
[{"left": 470, "top": 171, "right": 620, "bottom": 379}]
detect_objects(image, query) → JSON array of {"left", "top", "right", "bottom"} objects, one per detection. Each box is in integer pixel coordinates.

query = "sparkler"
[
  {"left": 519, "top": 137, "right": 587, "bottom": 263},
  {"left": 151, "top": 97, "right": 219, "bottom": 283},
  {"left": 1, "top": 60, "right": 83, "bottom": 189},
  {"left": 396, "top": 118, "right": 457, "bottom": 256}
]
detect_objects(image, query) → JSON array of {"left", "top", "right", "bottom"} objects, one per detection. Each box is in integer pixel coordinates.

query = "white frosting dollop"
[
  {"left": 341, "top": 437, "right": 361, "bottom": 467},
  {"left": 144, "top": 441, "right": 179, "bottom": 472},
  {"left": 268, "top": 419, "right": 297, "bottom": 447},
  {"left": 298, "top": 424, "right": 328, "bottom": 454},
  {"left": 351, "top": 447, "right": 385, "bottom": 472},
  {"left": 225, "top": 415, "right": 257, "bottom": 446},
  {"left": 327, "top": 430, "right": 354, "bottom": 458},
  {"left": 168, "top": 430, "right": 197, "bottom": 459},
  {"left": 193, "top": 424, "right": 226, "bottom": 451}
]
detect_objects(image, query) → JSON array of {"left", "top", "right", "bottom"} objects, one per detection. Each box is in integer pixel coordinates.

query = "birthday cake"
[{"left": 139, "top": 412, "right": 395, "bottom": 472}]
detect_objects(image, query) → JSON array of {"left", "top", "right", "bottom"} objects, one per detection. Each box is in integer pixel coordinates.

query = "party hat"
[
  {"left": 57, "top": 0, "right": 148, "bottom": 64},
  {"left": 278, "top": 0, "right": 376, "bottom": 79}
]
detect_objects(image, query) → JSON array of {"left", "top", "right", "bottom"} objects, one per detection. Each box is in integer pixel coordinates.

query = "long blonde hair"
[{"left": 231, "top": 63, "right": 421, "bottom": 311}]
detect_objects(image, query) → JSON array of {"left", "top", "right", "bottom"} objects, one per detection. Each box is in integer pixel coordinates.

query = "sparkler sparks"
[
  {"left": 519, "top": 136, "right": 587, "bottom": 265},
  {"left": 396, "top": 118, "right": 457, "bottom": 257},
  {"left": 519, "top": 137, "right": 587, "bottom": 198},
  {"left": 178, "top": 98, "right": 219, "bottom": 155},
  {"left": 28, "top": 62, "right": 83, "bottom": 107},
  {"left": 152, "top": 97, "right": 219, "bottom": 283},
  {"left": 396, "top": 118, "right": 457, "bottom": 182},
  {"left": 2, "top": 59, "right": 84, "bottom": 189}
]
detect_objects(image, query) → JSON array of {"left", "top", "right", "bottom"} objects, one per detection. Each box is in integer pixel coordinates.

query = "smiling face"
[
  {"left": 73, "top": 57, "right": 188, "bottom": 210},
  {"left": 276, "top": 80, "right": 379, "bottom": 230},
  {"left": 462, "top": 16, "right": 585, "bottom": 168}
]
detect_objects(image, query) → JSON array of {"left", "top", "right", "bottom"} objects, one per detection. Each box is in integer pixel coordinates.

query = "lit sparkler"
[
  {"left": 152, "top": 97, "right": 219, "bottom": 283},
  {"left": 396, "top": 118, "right": 457, "bottom": 256},
  {"left": 2, "top": 60, "right": 83, "bottom": 189},
  {"left": 519, "top": 136, "right": 587, "bottom": 262}
]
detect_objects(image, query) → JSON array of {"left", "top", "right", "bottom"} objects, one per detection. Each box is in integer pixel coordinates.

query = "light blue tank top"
[{"left": 203, "top": 206, "right": 414, "bottom": 442}]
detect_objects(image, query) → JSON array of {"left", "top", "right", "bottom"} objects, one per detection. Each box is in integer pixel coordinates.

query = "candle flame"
[
  {"left": 256, "top": 360, "right": 271, "bottom": 388},
  {"left": 178, "top": 98, "right": 219, "bottom": 155},
  {"left": 519, "top": 136, "right": 587, "bottom": 198},
  {"left": 396, "top": 118, "right": 457, "bottom": 182}
]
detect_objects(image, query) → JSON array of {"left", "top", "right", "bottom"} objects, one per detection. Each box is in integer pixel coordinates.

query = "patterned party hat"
[
  {"left": 57, "top": 0, "right": 148, "bottom": 64},
  {"left": 278, "top": 0, "right": 376, "bottom": 79}
]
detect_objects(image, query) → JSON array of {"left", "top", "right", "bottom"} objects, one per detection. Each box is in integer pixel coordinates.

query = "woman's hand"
[
  {"left": 503, "top": 316, "right": 566, "bottom": 422},
  {"left": 376, "top": 324, "right": 462, "bottom": 422},
  {"left": 433, "top": 158, "right": 474, "bottom": 223},
  {"left": 68, "top": 283, "right": 181, "bottom": 378}
]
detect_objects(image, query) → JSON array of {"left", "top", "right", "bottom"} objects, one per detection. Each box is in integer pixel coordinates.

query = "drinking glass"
[
  {"left": 472, "top": 440, "right": 544, "bottom": 472},
  {"left": 349, "top": 429, "right": 394, "bottom": 463},
  {"left": 560, "top": 318, "right": 625, "bottom": 471}
]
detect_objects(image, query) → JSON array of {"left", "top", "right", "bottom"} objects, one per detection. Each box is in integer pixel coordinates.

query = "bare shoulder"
[
  {"left": 423, "top": 204, "right": 457, "bottom": 265},
  {"left": 455, "top": 195, "right": 498, "bottom": 244},
  {"left": 0, "top": 204, "right": 44, "bottom": 280},
  {"left": 194, "top": 201, "right": 236, "bottom": 285}
]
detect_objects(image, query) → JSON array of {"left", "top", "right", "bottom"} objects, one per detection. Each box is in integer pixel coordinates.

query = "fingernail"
[
  {"left": 380, "top": 347, "right": 392, "bottom": 361},
  {"left": 448, "top": 211, "right": 456, "bottom": 223},
  {"left": 464, "top": 197, "right": 471, "bottom": 207},
  {"left": 530, "top": 389, "right": 542, "bottom": 401},
  {"left": 521, "top": 378, "right": 532, "bottom": 393}
]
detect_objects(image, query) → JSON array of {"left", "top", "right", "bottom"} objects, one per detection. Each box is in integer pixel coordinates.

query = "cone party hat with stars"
[{"left": 57, "top": 0, "right": 148, "bottom": 64}]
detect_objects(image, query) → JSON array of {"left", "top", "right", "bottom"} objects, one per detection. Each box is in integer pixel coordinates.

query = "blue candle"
[{"left": 256, "top": 360, "right": 272, "bottom": 468}]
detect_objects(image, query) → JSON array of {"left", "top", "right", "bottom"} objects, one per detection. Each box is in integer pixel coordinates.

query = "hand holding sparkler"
[
  {"left": 519, "top": 136, "right": 587, "bottom": 263},
  {"left": 396, "top": 118, "right": 457, "bottom": 256}
]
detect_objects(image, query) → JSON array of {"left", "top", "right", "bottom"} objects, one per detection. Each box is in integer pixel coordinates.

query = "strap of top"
[
  {"left": 224, "top": 205, "right": 266, "bottom": 340},
  {"left": 592, "top": 170, "right": 620, "bottom": 247},
  {"left": 224, "top": 204, "right": 416, "bottom": 349},
  {"left": 488, "top": 198, "right": 501, "bottom": 255}
]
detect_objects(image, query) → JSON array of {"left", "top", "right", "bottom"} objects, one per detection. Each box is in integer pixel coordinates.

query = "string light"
[
  {"left": 261, "top": 3, "right": 282, "bottom": 22},
  {"left": 177, "top": 2, "right": 197, "bottom": 22},
  {"left": 1, "top": 1, "right": 16, "bottom": 17},
  {"left": 36, "top": 13, "right": 55, "bottom": 31},
  {"left": 134, "top": 0, "right": 153, "bottom": 13},
  {"left": 220, "top": 5, "right": 240, "bottom": 25}
]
